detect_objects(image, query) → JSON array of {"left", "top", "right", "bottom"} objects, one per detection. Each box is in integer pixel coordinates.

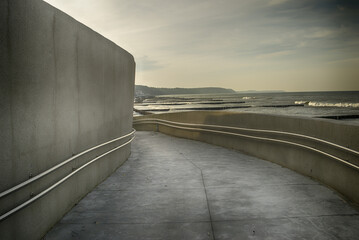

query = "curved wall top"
[
  {"left": 135, "top": 111, "right": 359, "bottom": 152},
  {"left": 134, "top": 111, "right": 359, "bottom": 206}
]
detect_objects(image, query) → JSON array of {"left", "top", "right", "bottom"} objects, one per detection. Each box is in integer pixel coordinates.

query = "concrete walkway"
[{"left": 46, "top": 132, "right": 359, "bottom": 240}]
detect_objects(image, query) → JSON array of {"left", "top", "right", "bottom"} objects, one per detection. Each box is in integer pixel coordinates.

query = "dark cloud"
[{"left": 270, "top": 0, "right": 359, "bottom": 27}]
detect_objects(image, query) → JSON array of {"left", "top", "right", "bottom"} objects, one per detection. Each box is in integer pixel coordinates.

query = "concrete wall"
[
  {"left": 0, "top": 0, "right": 135, "bottom": 239},
  {"left": 134, "top": 111, "right": 359, "bottom": 206}
]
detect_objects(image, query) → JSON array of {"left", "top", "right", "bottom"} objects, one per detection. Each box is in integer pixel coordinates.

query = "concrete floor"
[{"left": 46, "top": 131, "right": 359, "bottom": 240}]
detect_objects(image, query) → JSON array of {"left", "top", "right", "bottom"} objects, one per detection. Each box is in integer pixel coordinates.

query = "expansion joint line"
[{"left": 179, "top": 152, "right": 216, "bottom": 240}]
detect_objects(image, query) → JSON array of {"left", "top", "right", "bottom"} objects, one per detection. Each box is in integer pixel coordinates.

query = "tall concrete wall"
[
  {"left": 134, "top": 111, "right": 359, "bottom": 206},
  {"left": 0, "top": 0, "right": 135, "bottom": 239}
]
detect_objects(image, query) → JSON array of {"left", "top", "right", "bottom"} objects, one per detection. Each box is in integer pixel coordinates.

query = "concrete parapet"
[
  {"left": 134, "top": 111, "right": 359, "bottom": 206},
  {"left": 0, "top": 0, "right": 135, "bottom": 239}
]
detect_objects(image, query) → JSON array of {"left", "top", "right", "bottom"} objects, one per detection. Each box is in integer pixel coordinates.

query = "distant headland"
[{"left": 135, "top": 85, "right": 236, "bottom": 96}]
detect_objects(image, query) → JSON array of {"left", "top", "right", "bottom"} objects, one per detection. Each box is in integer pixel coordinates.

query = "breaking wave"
[
  {"left": 295, "top": 101, "right": 359, "bottom": 108},
  {"left": 242, "top": 96, "right": 255, "bottom": 100},
  {"left": 294, "top": 101, "right": 309, "bottom": 105}
]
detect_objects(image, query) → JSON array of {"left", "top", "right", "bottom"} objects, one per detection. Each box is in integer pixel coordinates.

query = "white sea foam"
[
  {"left": 242, "top": 97, "right": 255, "bottom": 100},
  {"left": 295, "top": 101, "right": 359, "bottom": 108},
  {"left": 294, "top": 101, "right": 309, "bottom": 105}
]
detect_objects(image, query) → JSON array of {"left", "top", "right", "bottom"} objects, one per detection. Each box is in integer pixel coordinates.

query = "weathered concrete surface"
[
  {"left": 0, "top": 0, "right": 135, "bottom": 239},
  {"left": 46, "top": 132, "right": 359, "bottom": 239},
  {"left": 134, "top": 111, "right": 359, "bottom": 206}
]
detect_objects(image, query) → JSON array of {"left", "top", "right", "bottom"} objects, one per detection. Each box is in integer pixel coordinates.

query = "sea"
[{"left": 134, "top": 91, "right": 359, "bottom": 125}]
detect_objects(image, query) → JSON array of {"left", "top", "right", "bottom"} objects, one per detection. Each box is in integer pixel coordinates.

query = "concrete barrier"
[
  {"left": 134, "top": 111, "right": 359, "bottom": 206},
  {"left": 0, "top": 0, "right": 135, "bottom": 239}
]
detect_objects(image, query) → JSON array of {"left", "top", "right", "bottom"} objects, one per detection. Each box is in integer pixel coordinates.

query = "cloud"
[
  {"left": 44, "top": 0, "right": 359, "bottom": 91},
  {"left": 136, "top": 56, "right": 164, "bottom": 72},
  {"left": 256, "top": 50, "right": 294, "bottom": 59},
  {"left": 268, "top": 0, "right": 287, "bottom": 6},
  {"left": 308, "top": 29, "right": 335, "bottom": 39}
]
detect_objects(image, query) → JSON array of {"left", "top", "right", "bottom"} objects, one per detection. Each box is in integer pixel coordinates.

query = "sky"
[{"left": 44, "top": 0, "right": 359, "bottom": 92}]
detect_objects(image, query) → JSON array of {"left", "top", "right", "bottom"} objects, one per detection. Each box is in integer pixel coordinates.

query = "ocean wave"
[
  {"left": 242, "top": 97, "right": 255, "bottom": 100},
  {"left": 295, "top": 101, "right": 359, "bottom": 108},
  {"left": 294, "top": 101, "right": 309, "bottom": 105}
]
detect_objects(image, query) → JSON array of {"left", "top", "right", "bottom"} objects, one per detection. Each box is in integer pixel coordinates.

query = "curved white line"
[
  {"left": 134, "top": 120, "right": 359, "bottom": 171},
  {"left": 134, "top": 119, "right": 359, "bottom": 156},
  {"left": 0, "top": 129, "right": 135, "bottom": 199},
  {"left": 0, "top": 135, "right": 135, "bottom": 222}
]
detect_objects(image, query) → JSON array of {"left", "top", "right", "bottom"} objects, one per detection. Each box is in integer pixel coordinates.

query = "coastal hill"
[{"left": 135, "top": 85, "right": 236, "bottom": 96}]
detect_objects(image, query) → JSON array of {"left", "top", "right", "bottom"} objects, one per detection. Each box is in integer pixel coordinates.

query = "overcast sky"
[{"left": 44, "top": 0, "right": 359, "bottom": 91}]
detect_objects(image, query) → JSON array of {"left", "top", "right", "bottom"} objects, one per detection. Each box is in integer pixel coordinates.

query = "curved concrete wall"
[
  {"left": 0, "top": 0, "right": 135, "bottom": 239},
  {"left": 134, "top": 111, "right": 359, "bottom": 206}
]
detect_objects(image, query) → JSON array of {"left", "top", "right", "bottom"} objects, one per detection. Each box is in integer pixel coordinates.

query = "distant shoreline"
[
  {"left": 135, "top": 85, "right": 236, "bottom": 97},
  {"left": 236, "top": 90, "right": 285, "bottom": 93}
]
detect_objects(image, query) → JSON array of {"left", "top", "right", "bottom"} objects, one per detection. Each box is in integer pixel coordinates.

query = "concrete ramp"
[{"left": 46, "top": 132, "right": 359, "bottom": 239}]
